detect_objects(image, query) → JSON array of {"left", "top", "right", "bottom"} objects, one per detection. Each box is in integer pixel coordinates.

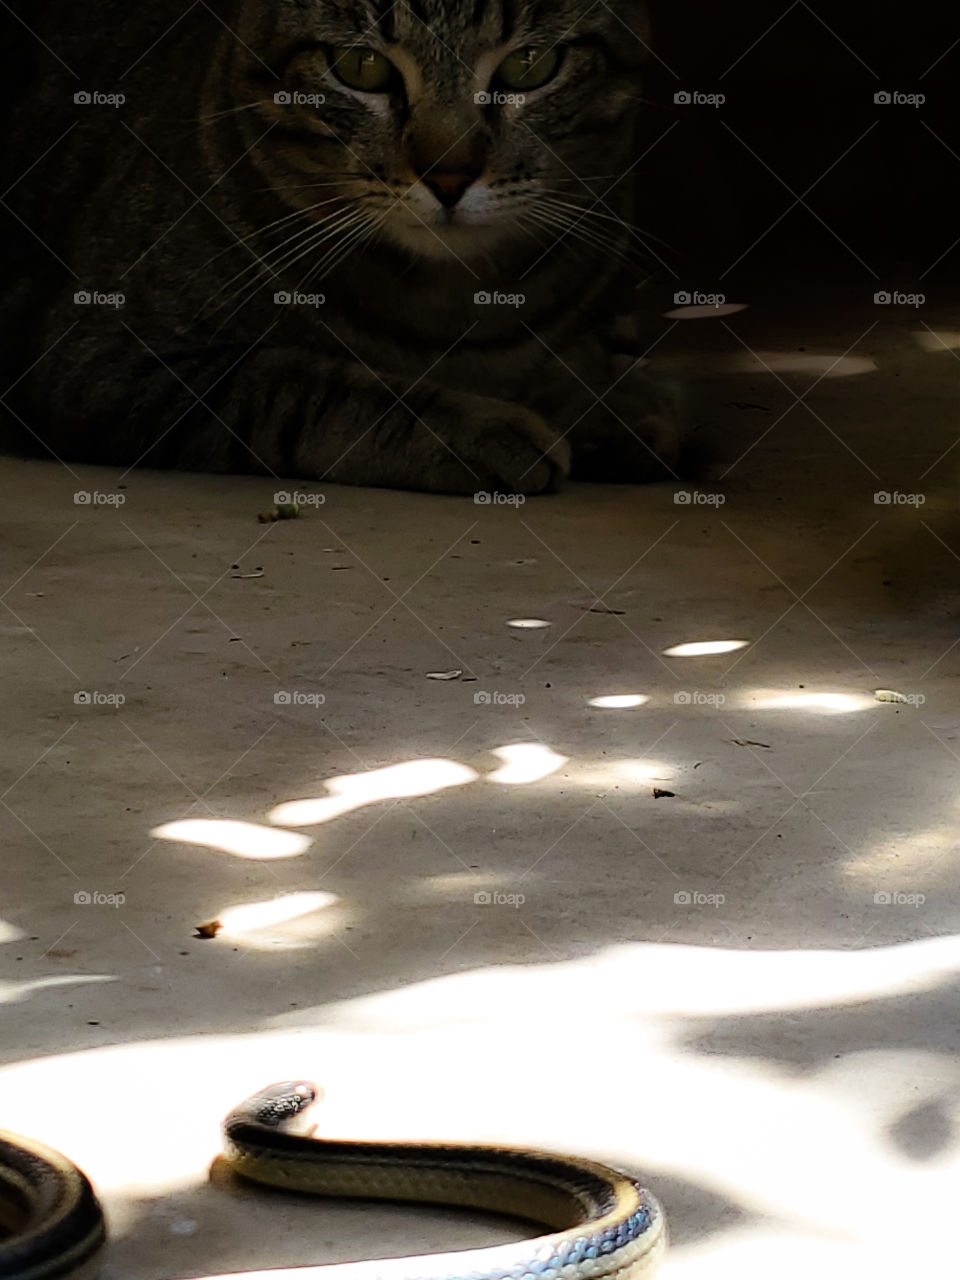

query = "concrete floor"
[{"left": 3, "top": 285, "right": 960, "bottom": 1279}]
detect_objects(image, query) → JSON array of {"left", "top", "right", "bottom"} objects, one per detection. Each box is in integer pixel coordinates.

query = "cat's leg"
[{"left": 34, "top": 336, "right": 569, "bottom": 495}]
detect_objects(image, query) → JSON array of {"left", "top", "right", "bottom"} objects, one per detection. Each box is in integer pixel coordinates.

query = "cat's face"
[{"left": 232, "top": 0, "right": 648, "bottom": 264}]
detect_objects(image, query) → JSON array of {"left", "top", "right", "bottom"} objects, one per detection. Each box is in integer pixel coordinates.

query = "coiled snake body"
[{"left": 0, "top": 1081, "right": 665, "bottom": 1280}]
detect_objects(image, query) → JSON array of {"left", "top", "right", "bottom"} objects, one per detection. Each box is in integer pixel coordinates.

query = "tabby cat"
[{"left": 0, "top": 0, "right": 680, "bottom": 495}]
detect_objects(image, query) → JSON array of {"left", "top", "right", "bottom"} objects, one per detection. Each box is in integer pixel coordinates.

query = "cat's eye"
[
  {"left": 328, "top": 46, "right": 394, "bottom": 93},
  {"left": 495, "top": 45, "right": 562, "bottom": 92}
]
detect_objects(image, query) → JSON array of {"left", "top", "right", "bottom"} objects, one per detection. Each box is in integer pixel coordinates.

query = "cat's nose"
[{"left": 422, "top": 169, "right": 479, "bottom": 208}]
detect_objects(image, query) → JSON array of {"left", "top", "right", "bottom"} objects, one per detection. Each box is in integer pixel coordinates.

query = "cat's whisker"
[
  {"left": 524, "top": 205, "right": 646, "bottom": 271},
  {"left": 188, "top": 101, "right": 268, "bottom": 123},
  {"left": 299, "top": 212, "right": 385, "bottom": 289},
  {"left": 208, "top": 209, "right": 372, "bottom": 334},
  {"left": 200, "top": 205, "right": 356, "bottom": 316},
  {"left": 538, "top": 191, "right": 677, "bottom": 252},
  {"left": 534, "top": 200, "right": 659, "bottom": 267},
  {"left": 187, "top": 197, "right": 351, "bottom": 288}
]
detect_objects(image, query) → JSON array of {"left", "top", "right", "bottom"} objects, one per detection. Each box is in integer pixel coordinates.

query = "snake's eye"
[
  {"left": 329, "top": 46, "right": 395, "bottom": 93},
  {"left": 494, "top": 45, "right": 562, "bottom": 92}
]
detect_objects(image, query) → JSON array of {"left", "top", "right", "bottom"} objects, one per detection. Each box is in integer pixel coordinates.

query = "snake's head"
[{"left": 244, "top": 1081, "right": 321, "bottom": 1127}]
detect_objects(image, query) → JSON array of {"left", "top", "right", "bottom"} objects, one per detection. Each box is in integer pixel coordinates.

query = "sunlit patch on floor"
[
  {"left": 735, "top": 352, "right": 877, "bottom": 377},
  {"left": 664, "top": 303, "right": 749, "bottom": 320},
  {"left": 269, "top": 759, "right": 478, "bottom": 826},
  {"left": 573, "top": 758, "right": 676, "bottom": 788},
  {"left": 505, "top": 618, "right": 551, "bottom": 630},
  {"left": 915, "top": 329, "right": 960, "bottom": 353},
  {"left": 211, "top": 892, "right": 339, "bottom": 949},
  {"left": 587, "top": 694, "right": 649, "bottom": 709},
  {"left": 486, "top": 743, "right": 568, "bottom": 785},
  {"left": 749, "top": 691, "right": 872, "bottom": 714},
  {"left": 664, "top": 640, "right": 749, "bottom": 657},
  {"left": 152, "top": 819, "right": 311, "bottom": 859},
  {"left": 0, "top": 917, "right": 25, "bottom": 944}
]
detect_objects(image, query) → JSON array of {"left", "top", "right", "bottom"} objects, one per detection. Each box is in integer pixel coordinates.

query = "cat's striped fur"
[{"left": 0, "top": 0, "right": 679, "bottom": 494}]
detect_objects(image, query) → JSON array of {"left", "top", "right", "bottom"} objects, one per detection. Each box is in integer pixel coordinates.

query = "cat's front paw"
[{"left": 428, "top": 391, "right": 571, "bottom": 496}]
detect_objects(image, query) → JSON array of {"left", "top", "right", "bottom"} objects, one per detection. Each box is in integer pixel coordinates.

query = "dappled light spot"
[
  {"left": 0, "top": 973, "right": 116, "bottom": 1006},
  {"left": 665, "top": 640, "right": 749, "bottom": 657},
  {"left": 574, "top": 758, "right": 676, "bottom": 788},
  {"left": 211, "top": 892, "right": 339, "bottom": 950},
  {"left": 587, "top": 694, "right": 649, "bottom": 709},
  {"left": 0, "top": 917, "right": 25, "bottom": 944},
  {"left": 270, "top": 758, "right": 478, "bottom": 826},
  {"left": 152, "top": 819, "right": 311, "bottom": 859},
  {"left": 486, "top": 743, "right": 568, "bottom": 785},
  {"left": 751, "top": 691, "right": 871, "bottom": 714},
  {"left": 664, "top": 303, "right": 749, "bottom": 320},
  {"left": 915, "top": 329, "right": 960, "bottom": 353},
  {"left": 843, "top": 823, "right": 956, "bottom": 881},
  {"left": 505, "top": 618, "right": 551, "bottom": 630},
  {"left": 736, "top": 351, "right": 876, "bottom": 377}
]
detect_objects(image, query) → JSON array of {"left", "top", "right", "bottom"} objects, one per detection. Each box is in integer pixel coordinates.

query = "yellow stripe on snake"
[{"left": 0, "top": 1081, "right": 666, "bottom": 1280}]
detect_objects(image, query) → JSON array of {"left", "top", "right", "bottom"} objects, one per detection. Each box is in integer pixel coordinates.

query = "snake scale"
[{"left": 0, "top": 1081, "right": 666, "bottom": 1280}]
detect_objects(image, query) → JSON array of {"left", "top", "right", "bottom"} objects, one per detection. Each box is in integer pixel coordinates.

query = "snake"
[{"left": 0, "top": 1080, "right": 666, "bottom": 1280}]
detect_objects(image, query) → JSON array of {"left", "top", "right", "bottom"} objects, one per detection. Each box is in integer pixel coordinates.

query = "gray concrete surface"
[{"left": 3, "top": 293, "right": 960, "bottom": 1279}]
